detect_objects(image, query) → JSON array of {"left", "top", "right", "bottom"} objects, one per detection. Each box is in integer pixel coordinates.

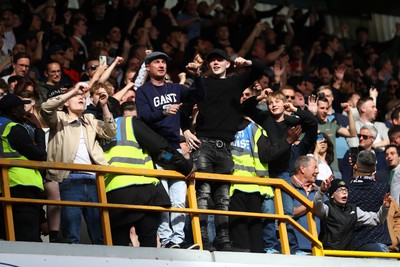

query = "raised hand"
[
  {"left": 284, "top": 102, "right": 298, "bottom": 113},
  {"left": 98, "top": 87, "right": 109, "bottom": 107},
  {"left": 234, "top": 57, "right": 252, "bottom": 68},
  {"left": 321, "top": 175, "right": 334, "bottom": 193},
  {"left": 383, "top": 193, "right": 392, "bottom": 208},
  {"left": 306, "top": 94, "right": 318, "bottom": 115},
  {"left": 334, "top": 64, "right": 346, "bottom": 81}
]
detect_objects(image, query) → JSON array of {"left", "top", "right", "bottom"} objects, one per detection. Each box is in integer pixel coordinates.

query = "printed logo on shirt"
[{"left": 153, "top": 93, "right": 177, "bottom": 107}]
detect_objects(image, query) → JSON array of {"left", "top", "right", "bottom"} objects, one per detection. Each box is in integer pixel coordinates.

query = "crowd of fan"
[{"left": 0, "top": 0, "right": 400, "bottom": 255}]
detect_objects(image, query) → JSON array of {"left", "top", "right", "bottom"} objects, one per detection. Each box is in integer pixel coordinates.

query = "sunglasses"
[
  {"left": 358, "top": 134, "right": 373, "bottom": 139},
  {"left": 89, "top": 65, "right": 99, "bottom": 70},
  {"left": 285, "top": 95, "right": 295, "bottom": 100}
]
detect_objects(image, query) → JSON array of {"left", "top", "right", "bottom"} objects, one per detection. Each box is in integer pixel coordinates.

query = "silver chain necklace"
[{"left": 152, "top": 83, "right": 168, "bottom": 96}]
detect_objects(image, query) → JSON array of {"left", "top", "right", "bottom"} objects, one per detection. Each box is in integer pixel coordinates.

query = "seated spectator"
[
  {"left": 2, "top": 52, "right": 30, "bottom": 84},
  {"left": 37, "top": 61, "right": 70, "bottom": 105}
]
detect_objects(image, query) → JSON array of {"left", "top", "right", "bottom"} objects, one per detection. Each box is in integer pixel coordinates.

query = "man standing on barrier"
[{"left": 182, "top": 48, "right": 264, "bottom": 251}]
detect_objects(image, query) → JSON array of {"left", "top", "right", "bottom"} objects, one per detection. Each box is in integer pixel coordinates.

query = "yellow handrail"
[{"left": 1, "top": 159, "right": 399, "bottom": 259}]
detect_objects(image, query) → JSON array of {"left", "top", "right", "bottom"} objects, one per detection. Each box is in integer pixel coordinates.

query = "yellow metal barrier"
[{"left": 1, "top": 159, "right": 399, "bottom": 259}]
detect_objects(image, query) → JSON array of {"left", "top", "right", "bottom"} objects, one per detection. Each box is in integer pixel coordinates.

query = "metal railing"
[{"left": 1, "top": 158, "right": 399, "bottom": 259}]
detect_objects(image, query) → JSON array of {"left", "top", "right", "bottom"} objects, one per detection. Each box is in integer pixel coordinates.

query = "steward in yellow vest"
[
  {"left": 229, "top": 118, "right": 289, "bottom": 253},
  {"left": 0, "top": 94, "right": 46, "bottom": 242},
  {"left": 104, "top": 116, "right": 194, "bottom": 247}
]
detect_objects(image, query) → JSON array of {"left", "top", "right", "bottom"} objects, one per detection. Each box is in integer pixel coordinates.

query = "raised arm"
[
  {"left": 313, "top": 177, "right": 333, "bottom": 219},
  {"left": 356, "top": 193, "right": 391, "bottom": 226}
]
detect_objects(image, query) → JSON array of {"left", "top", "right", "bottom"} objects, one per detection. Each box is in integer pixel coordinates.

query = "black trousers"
[
  {"left": 0, "top": 186, "right": 43, "bottom": 242},
  {"left": 107, "top": 183, "right": 170, "bottom": 247},
  {"left": 229, "top": 190, "right": 264, "bottom": 253},
  {"left": 111, "top": 212, "right": 161, "bottom": 247}
]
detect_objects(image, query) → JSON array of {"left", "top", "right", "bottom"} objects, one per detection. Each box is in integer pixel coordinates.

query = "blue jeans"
[
  {"left": 158, "top": 178, "right": 187, "bottom": 245},
  {"left": 192, "top": 140, "right": 234, "bottom": 247},
  {"left": 59, "top": 173, "right": 103, "bottom": 244},
  {"left": 357, "top": 243, "right": 389, "bottom": 252},
  {"left": 261, "top": 171, "right": 299, "bottom": 253}
]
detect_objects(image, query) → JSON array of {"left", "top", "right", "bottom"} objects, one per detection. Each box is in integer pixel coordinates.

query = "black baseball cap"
[
  {"left": 144, "top": 52, "right": 169, "bottom": 65},
  {"left": 206, "top": 48, "right": 231, "bottom": 62},
  {"left": 0, "top": 94, "right": 31, "bottom": 112}
]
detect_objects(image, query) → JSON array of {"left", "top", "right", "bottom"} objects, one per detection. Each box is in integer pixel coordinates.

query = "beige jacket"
[
  {"left": 41, "top": 96, "right": 117, "bottom": 182},
  {"left": 388, "top": 197, "right": 400, "bottom": 252}
]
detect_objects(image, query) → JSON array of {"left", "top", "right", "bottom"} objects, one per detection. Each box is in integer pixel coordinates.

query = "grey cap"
[{"left": 144, "top": 52, "right": 169, "bottom": 65}]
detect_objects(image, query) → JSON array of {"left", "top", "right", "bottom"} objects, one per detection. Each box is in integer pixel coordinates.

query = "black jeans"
[{"left": 192, "top": 140, "right": 234, "bottom": 247}]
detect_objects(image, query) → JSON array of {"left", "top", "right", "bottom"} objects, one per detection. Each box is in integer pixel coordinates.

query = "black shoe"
[
  {"left": 180, "top": 242, "right": 200, "bottom": 250},
  {"left": 203, "top": 242, "right": 217, "bottom": 252},
  {"left": 49, "top": 232, "right": 70, "bottom": 243},
  {"left": 162, "top": 242, "right": 180, "bottom": 248},
  {"left": 215, "top": 242, "right": 250, "bottom": 252}
]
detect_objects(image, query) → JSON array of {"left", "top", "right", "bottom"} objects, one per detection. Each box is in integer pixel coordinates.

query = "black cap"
[
  {"left": 328, "top": 179, "right": 348, "bottom": 196},
  {"left": 206, "top": 48, "right": 230, "bottom": 62},
  {"left": 144, "top": 52, "right": 169, "bottom": 65},
  {"left": 0, "top": 94, "right": 31, "bottom": 112}
]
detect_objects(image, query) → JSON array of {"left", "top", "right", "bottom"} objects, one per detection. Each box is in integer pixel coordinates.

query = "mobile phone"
[
  {"left": 99, "top": 55, "right": 107, "bottom": 65},
  {"left": 349, "top": 147, "right": 359, "bottom": 165},
  {"left": 317, "top": 133, "right": 324, "bottom": 142}
]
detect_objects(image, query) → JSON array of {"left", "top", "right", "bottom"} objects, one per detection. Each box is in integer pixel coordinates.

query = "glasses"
[
  {"left": 89, "top": 65, "right": 99, "bottom": 70},
  {"left": 285, "top": 95, "right": 295, "bottom": 100},
  {"left": 16, "top": 63, "right": 30, "bottom": 69},
  {"left": 335, "top": 188, "right": 348, "bottom": 194},
  {"left": 358, "top": 134, "right": 373, "bottom": 139}
]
